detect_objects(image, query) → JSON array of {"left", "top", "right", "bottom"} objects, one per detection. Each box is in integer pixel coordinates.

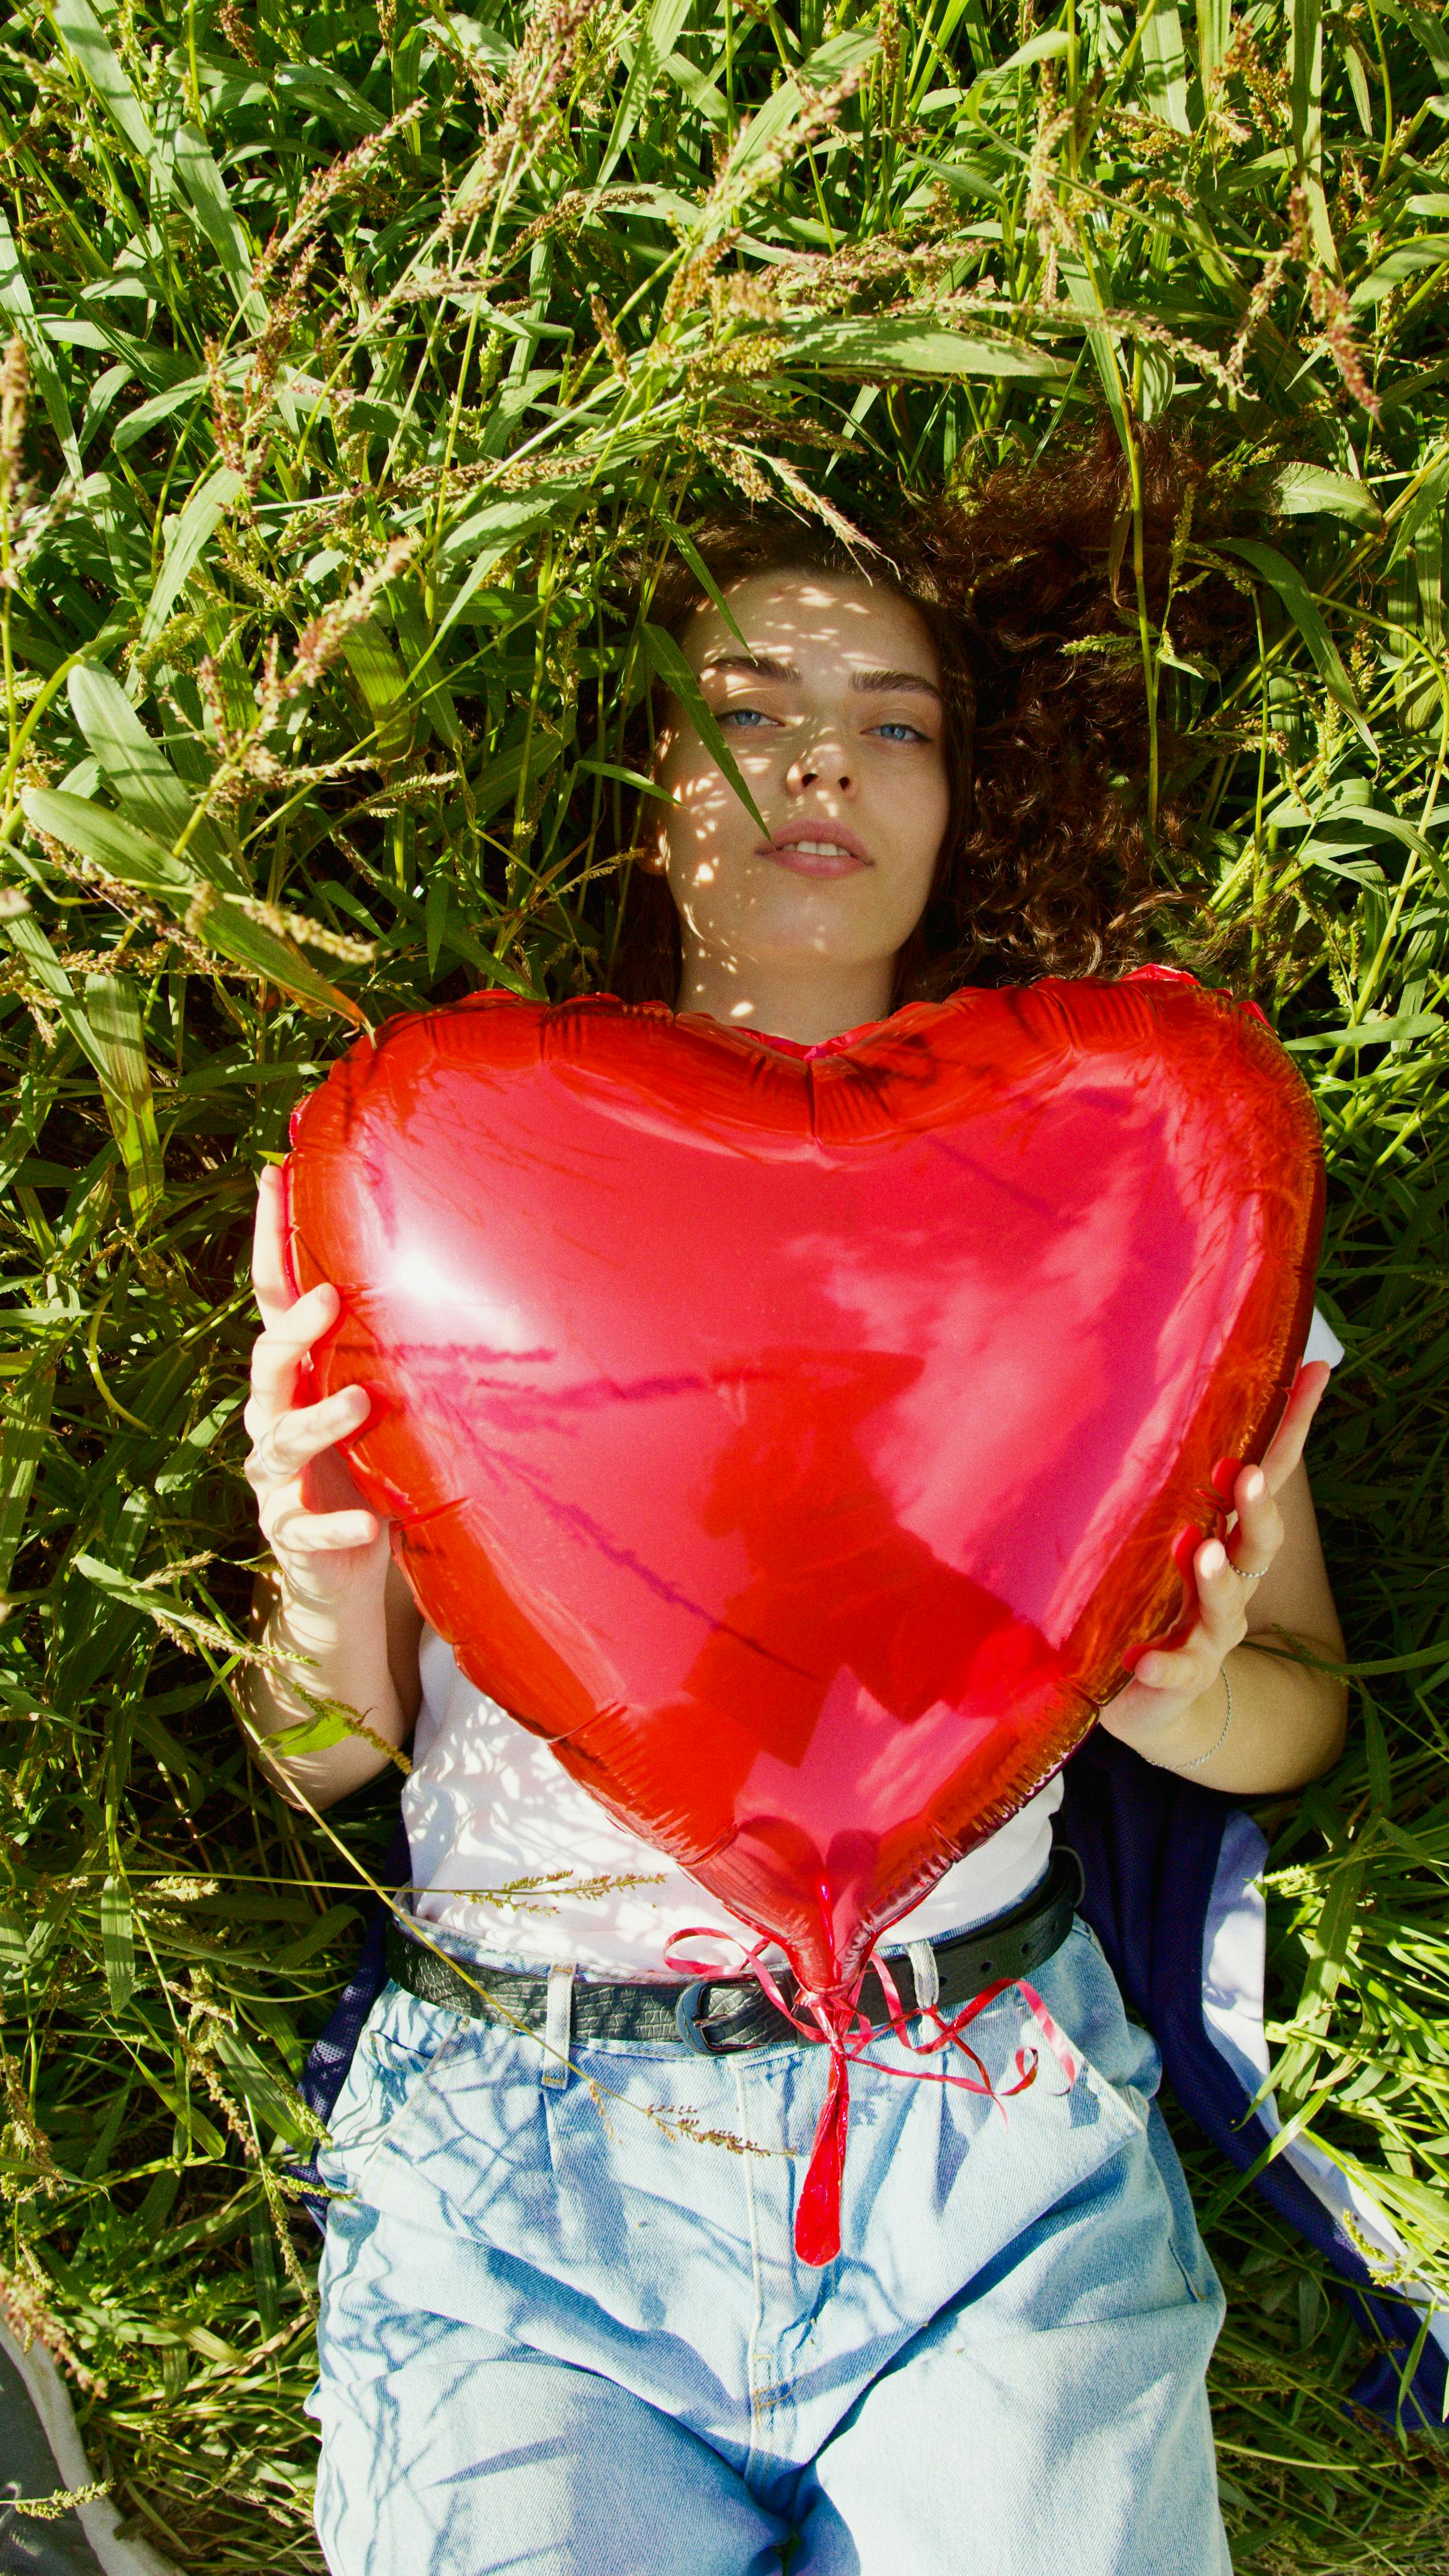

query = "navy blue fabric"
[
  {"left": 1058, "top": 1731, "right": 1445, "bottom": 2432},
  {"left": 295, "top": 1754, "right": 1444, "bottom": 2432},
  {"left": 293, "top": 1816, "right": 411, "bottom": 2219}
]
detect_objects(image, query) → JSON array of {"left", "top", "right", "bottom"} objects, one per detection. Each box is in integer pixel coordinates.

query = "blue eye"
[
  {"left": 720, "top": 707, "right": 774, "bottom": 729},
  {"left": 875, "top": 722, "right": 926, "bottom": 743}
]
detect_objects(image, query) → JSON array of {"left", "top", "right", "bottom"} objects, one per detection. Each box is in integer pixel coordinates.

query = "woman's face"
[{"left": 650, "top": 568, "right": 951, "bottom": 1014}]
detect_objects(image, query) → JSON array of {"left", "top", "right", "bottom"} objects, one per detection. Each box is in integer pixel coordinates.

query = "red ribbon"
[{"left": 664, "top": 1927, "right": 1079, "bottom": 2265}]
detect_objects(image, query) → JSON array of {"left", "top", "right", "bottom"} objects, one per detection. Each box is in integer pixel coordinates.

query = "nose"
[{"left": 786, "top": 728, "right": 854, "bottom": 797}]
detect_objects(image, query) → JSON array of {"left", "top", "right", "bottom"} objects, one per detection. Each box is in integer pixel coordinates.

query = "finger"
[
  {"left": 1134, "top": 1540, "right": 1242, "bottom": 1686},
  {"left": 1131, "top": 1638, "right": 1214, "bottom": 1694},
  {"left": 252, "top": 1165, "right": 294, "bottom": 1326},
  {"left": 256, "top": 1385, "right": 371, "bottom": 1479},
  {"left": 1229, "top": 1464, "right": 1283, "bottom": 1575},
  {"left": 272, "top": 1506, "right": 381, "bottom": 1556},
  {"left": 1260, "top": 1360, "right": 1331, "bottom": 1494},
  {"left": 1193, "top": 1536, "right": 1252, "bottom": 1644},
  {"left": 248, "top": 1283, "right": 341, "bottom": 1421}
]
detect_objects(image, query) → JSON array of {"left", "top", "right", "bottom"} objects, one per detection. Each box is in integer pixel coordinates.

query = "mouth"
[{"left": 759, "top": 825, "right": 871, "bottom": 879}]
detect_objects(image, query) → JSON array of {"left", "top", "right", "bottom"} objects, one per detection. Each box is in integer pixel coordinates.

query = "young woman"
[{"left": 243, "top": 453, "right": 1347, "bottom": 2576}]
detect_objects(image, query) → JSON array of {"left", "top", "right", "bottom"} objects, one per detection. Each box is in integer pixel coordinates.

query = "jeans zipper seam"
[{"left": 733, "top": 2055, "right": 773, "bottom": 2485}]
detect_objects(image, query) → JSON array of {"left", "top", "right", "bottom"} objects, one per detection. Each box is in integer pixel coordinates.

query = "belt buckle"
[{"left": 675, "top": 1978, "right": 731, "bottom": 2055}]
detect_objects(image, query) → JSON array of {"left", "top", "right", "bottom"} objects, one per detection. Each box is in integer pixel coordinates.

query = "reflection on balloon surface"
[{"left": 287, "top": 968, "right": 1323, "bottom": 2002}]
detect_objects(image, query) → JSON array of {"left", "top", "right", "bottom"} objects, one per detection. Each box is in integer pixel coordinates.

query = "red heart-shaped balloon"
[{"left": 287, "top": 971, "right": 1322, "bottom": 2007}]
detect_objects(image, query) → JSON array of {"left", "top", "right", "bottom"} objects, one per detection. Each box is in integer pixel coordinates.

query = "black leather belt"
[{"left": 384, "top": 1844, "right": 1083, "bottom": 2055}]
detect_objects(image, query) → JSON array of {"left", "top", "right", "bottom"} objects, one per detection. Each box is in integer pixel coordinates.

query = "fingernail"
[
  {"left": 1243, "top": 1468, "right": 1265, "bottom": 1500},
  {"left": 1200, "top": 1540, "right": 1226, "bottom": 1576}
]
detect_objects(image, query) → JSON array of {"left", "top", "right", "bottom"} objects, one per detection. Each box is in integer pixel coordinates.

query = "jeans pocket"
[{"left": 320, "top": 1983, "right": 463, "bottom": 2187}]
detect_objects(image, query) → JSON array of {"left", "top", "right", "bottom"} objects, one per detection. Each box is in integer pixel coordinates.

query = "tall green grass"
[{"left": 0, "top": 0, "right": 1446, "bottom": 2564}]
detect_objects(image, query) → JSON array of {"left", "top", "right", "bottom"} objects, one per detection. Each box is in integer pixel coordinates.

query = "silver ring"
[{"left": 1232, "top": 1560, "right": 1271, "bottom": 1586}]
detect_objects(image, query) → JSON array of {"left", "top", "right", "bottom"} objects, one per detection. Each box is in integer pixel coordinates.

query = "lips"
[{"left": 761, "top": 826, "right": 870, "bottom": 879}]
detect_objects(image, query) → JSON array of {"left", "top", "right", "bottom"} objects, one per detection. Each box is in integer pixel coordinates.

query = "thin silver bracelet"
[{"left": 1181, "top": 1663, "right": 1233, "bottom": 1771}]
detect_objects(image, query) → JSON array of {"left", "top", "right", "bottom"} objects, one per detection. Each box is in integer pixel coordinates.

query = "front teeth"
[{"left": 788, "top": 840, "right": 849, "bottom": 856}]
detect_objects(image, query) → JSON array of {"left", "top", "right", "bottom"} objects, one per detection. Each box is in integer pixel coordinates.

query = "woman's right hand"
[{"left": 244, "top": 1163, "right": 390, "bottom": 1617}]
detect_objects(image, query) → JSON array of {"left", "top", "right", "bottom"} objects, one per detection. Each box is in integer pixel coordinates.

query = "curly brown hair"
[{"left": 608, "top": 423, "right": 1247, "bottom": 1007}]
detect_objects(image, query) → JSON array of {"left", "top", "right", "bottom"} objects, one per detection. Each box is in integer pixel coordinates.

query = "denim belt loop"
[
  {"left": 542, "top": 1961, "right": 576, "bottom": 2090},
  {"left": 907, "top": 1941, "right": 940, "bottom": 2012}
]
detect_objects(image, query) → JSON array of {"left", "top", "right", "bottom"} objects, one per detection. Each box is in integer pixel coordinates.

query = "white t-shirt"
[{"left": 402, "top": 1308, "right": 1344, "bottom": 1978}]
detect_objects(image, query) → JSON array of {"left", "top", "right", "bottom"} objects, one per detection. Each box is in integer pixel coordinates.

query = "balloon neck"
[{"left": 794, "top": 1992, "right": 858, "bottom": 2267}]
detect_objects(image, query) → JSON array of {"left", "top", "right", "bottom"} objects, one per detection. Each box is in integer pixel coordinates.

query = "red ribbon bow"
[{"left": 665, "top": 1926, "right": 1079, "bottom": 2265}]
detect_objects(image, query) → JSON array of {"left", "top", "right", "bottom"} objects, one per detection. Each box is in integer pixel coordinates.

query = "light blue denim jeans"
[{"left": 308, "top": 1919, "right": 1230, "bottom": 2575}]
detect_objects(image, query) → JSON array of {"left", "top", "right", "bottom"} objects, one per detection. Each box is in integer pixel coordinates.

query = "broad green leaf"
[
  {"left": 1350, "top": 239, "right": 1449, "bottom": 308},
  {"left": 657, "top": 516, "right": 751, "bottom": 647},
  {"left": 275, "top": 59, "right": 385, "bottom": 133},
  {"left": 1196, "top": 0, "right": 1230, "bottom": 80},
  {"left": 340, "top": 621, "right": 415, "bottom": 767},
  {"left": 260, "top": 1692, "right": 412, "bottom": 1774},
  {"left": 1287, "top": 0, "right": 1339, "bottom": 274},
  {"left": 1139, "top": 0, "right": 1191, "bottom": 134},
  {"left": 1391, "top": 514, "right": 1445, "bottom": 731},
  {"left": 600, "top": 0, "right": 698, "bottom": 184},
  {"left": 43, "top": 312, "right": 199, "bottom": 393},
  {"left": 171, "top": 123, "right": 266, "bottom": 327},
  {"left": 717, "top": 28, "right": 882, "bottom": 197},
  {"left": 967, "top": 27, "right": 1070, "bottom": 101},
  {"left": 1284, "top": 1010, "right": 1444, "bottom": 1051},
  {"left": 441, "top": 480, "right": 593, "bottom": 565},
  {"left": 101, "top": 1872, "right": 136, "bottom": 2012},
  {"left": 2, "top": 906, "right": 131, "bottom": 1074},
  {"left": 783, "top": 320, "right": 1071, "bottom": 378},
  {"left": 21, "top": 787, "right": 195, "bottom": 898},
  {"left": 389, "top": 588, "right": 463, "bottom": 749},
  {"left": 109, "top": 374, "right": 207, "bottom": 452},
  {"left": 209, "top": 2027, "right": 312, "bottom": 2146},
  {"left": 152, "top": 1392, "right": 245, "bottom": 1499},
  {"left": 1219, "top": 538, "right": 1375, "bottom": 749},
  {"left": 663, "top": 48, "right": 729, "bottom": 128},
  {"left": 137, "top": 466, "right": 247, "bottom": 652},
  {"left": 0, "top": 213, "right": 80, "bottom": 475},
  {"left": 1343, "top": 35, "right": 1374, "bottom": 133},
  {"left": 260, "top": 1705, "right": 358, "bottom": 1759},
  {"left": 1273, "top": 464, "right": 1382, "bottom": 528},
  {"left": 52, "top": 0, "right": 158, "bottom": 171},
  {"left": 472, "top": 716, "right": 570, "bottom": 830},
  {"left": 422, "top": 12, "right": 515, "bottom": 72},
  {"left": 938, "top": 0, "right": 994, "bottom": 74},
  {"left": 201, "top": 902, "right": 368, "bottom": 1022},
  {"left": 83, "top": 973, "right": 164, "bottom": 1222},
  {"left": 1299, "top": 799, "right": 1448, "bottom": 896},
  {"left": 0, "top": 1346, "right": 58, "bottom": 1591},
  {"left": 68, "top": 664, "right": 236, "bottom": 886},
  {"left": 425, "top": 872, "right": 447, "bottom": 976},
  {"left": 21, "top": 791, "right": 363, "bottom": 1020},
  {"left": 77, "top": 359, "right": 131, "bottom": 449},
  {"left": 641, "top": 623, "right": 768, "bottom": 835},
  {"left": 0, "top": 1055, "right": 65, "bottom": 1197},
  {"left": 1059, "top": 256, "right": 1133, "bottom": 447},
  {"left": 74, "top": 1550, "right": 233, "bottom": 1646},
  {"left": 438, "top": 483, "right": 592, "bottom": 633},
  {"left": 140, "top": 2065, "right": 227, "bottom": 2160},
  {"left": 1385, "top": 453, "right": 1449, "bottom": 568}
]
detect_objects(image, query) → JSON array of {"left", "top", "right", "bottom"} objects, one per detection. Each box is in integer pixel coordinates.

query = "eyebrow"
[
  {"left": 700, "top": 652, "right": 943, "bottom": 703},
  {"left": 700, "top": 652, "right": 801, "bottom": 683},
  {"left": 851, "top": 665, "right": 944, "bottom": 703}
]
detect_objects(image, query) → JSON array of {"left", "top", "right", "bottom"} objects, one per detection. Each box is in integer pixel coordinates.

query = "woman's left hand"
[{"left": 1097, "top": 1362, "right": 1332, "bottom": 1764}]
